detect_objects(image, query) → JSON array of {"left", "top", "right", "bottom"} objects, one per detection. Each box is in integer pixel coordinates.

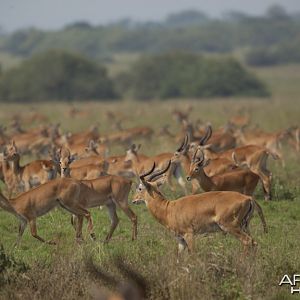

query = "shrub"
[
  {"left": 246, "top": 39, "right": 300, "bottom": 66},
  {"left": 117, "top": 52, "right": 269, "bottom": 100},
  {"left": 0, "top": 50, "right": 117, "bottom": 102}
]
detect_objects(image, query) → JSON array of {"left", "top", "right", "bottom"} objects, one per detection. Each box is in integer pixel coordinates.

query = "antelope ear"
[
  {"left": 201, "top": 144, "right": 213, "bottom": 150},
  {"left": 41, "top": 162, "right": 50, "bottom": 170},
  {"left": 203, "top": 159, "right": 211, "bottom": 167},
  {"left": 154, "top": 174, "right": 167, "bottom": 188},
  {"left": 69, "top": 154, "right": 77, "bottom": 163}
]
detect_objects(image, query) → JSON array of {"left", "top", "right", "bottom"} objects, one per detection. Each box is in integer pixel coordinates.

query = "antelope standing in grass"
[
  {"left": 186, "top": 149, "right": 264, "bottom": 201},
  {"left": 58, "top": 149, "right": 138, "bottom": 242},
  {"left": 234, "top": 127, "right": 288, "bottom": 166},
  {"left": 195, "top": 126, "right": 277, "bottom": 200},
  {"left": 0, "top": 178, "right": 99, "bottom": 245},
  {"left": 3, "top": 141, "right": 58, "bottom": 195},
  {"left": 58, "top": 147, "right": 108, "bottom": 180},
  {"left": 0, "top": 174, "right": 137, "bottom": 245},
  {"left": 133, "top": 162, "right": 266, "bottom": 255},
  {"left": 172, "top": 135, "right": 237, "bottom": 194}
]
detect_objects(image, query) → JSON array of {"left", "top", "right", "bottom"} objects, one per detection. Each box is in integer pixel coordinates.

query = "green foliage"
[
  {"left": 246, "top": 39, "right": 300, "bottom": 66},
  {"left": 0, "top": 50, "right": 116, "bottom": 102},
  {"left": 165, "top": 10, "right": 209, "bottom": 27},
  {"left": 117, "top": 52, "right": 269, "bottom": 99},
  {"left": 0, "top": 7, "right": 299, "bottom": 59}
]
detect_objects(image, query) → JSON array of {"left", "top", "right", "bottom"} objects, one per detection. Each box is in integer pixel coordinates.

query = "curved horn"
[
  {"left": 176, "top": 134, "right": 188, "bottom": 152},
  {"left": 192, "top": 148, "right": 205, "bottom": 164},
  {"left": 192, "top": 147, "right": 199, "bottom": 162},
  {"left": 148, "top": 160, "right": 172, "bottom": 182},
  {"left": 140, "top": 162, "right": 156, "bottom": 180},
  {"left": 199, "top": 125, "right": 212, "bottom": 146}
]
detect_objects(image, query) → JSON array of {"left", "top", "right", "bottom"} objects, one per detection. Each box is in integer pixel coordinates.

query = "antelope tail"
[{"left": 252, "top": 198, "right": 268, "bottom": 233}]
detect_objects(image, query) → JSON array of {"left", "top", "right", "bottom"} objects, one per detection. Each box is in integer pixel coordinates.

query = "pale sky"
[{"left": 0, "top": 0, "right": 300, "bottom": 32}]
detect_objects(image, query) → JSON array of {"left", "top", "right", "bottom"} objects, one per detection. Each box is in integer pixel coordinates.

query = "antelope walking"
[
  {"left": 195, "top": 126, "right": 276, "bottom": 200},
  {"left": 187, "top": 149, "right": 261, "bottom": 199},
  {"left": 0, "top": 178, "right": 98, "bottom": 245},
  {"left": 133, "top": 162, "right": 266, "bottom": 255},
  {"left": 58, "top": 149, "right": 138, "bottom": 242}
]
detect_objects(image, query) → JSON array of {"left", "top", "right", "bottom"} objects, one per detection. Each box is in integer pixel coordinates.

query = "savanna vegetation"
[
  {"left": 0, "top": 5, "right": 299, "bottom": 60},
  {"left": 1, "top": 4, "right": 299, "bottom": 102},
  {"left": 116, "top": 53, "right": 269, "bottom": 99},
  {"left": 0, "top": 63, "right": 299, "bottom": 300},
  {"left": 0, "top": 50, "right": 116, "bottom": 101}
]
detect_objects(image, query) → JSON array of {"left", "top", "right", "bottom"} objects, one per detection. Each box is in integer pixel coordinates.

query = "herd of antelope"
[{"left": 0, "top": 107, "right": 299, "bottom": 256}]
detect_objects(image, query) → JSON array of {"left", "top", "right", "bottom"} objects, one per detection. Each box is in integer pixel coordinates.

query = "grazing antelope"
[
  {"left": 133, "top": 162, "right": 265, "bottom": 255},
  {"left": 67, "top": 106, "right": 89, "bottom": 118},
  {"left": 158, "top": 124, "right": 175, "bottom": 139},
  {"left": 9, "top": 126, "right": 50, "bottom": 155},
  {"left": 100, "top": 126, "right": 153, "bottom": 147},
  {"left": 65, "top": 125, "right": 99, "bottom": 146},
  {"left": 195, "top": 126, "right": 276, "bottom": 200},
  {"left": 62, "top": 164, "right": 108, "bottom": 180},
  {"left": 172, "top": 106, "right": 193, "bottom": 124},
  {"left": 229, "top": 114, "right": 250, "bottom": 128},
  {"left": 65, "top": 139, "right": 108, "bottom": 159}
]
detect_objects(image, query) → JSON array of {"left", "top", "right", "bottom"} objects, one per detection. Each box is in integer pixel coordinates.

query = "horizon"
[{"left": 1, "top": 0, "right": 300, "bottom": 33}]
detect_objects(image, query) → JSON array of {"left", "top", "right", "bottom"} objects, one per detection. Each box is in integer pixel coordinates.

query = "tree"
[
  {"left": 0, "top": 50, "right": 116, "bottom": 102},
  {"left": 118, "top": 52, "right": 269, "bottom": 100},
  {"left": 266, "top": 4, "right": 289, "bottom": 20}
]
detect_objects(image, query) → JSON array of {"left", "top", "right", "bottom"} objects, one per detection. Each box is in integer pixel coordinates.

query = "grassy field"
[{"left": 0, "top": 65, "right": 300, "bottom": 299}]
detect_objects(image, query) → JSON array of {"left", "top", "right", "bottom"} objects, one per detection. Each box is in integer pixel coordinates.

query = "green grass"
[{"left": 0, "top": 64, "right": 300, "bottom": 299}]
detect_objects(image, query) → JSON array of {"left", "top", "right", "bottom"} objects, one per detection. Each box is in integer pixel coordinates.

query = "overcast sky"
[{"left": 1, "top": 0, "right": 300, "bottom": 32}]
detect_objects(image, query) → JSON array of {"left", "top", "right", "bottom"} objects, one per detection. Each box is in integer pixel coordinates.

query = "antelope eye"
[{"left": 194, "top": 167, "right": 199, "bottom": 172}]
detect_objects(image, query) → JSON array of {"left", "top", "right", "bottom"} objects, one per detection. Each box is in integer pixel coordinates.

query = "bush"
[
  {"left": 0, "top": 50, "right": 117, "bottom": 102},
  {"left": 246, "top": 39, "right": 300, "bottom": 66},
  {"left": 117, "top": 52, "right": 269, "bottom": 100}
]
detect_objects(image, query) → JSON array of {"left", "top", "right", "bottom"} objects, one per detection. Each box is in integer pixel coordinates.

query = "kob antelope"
[{"left": 133, "top": 162, "right": 266, "bottom": 255}]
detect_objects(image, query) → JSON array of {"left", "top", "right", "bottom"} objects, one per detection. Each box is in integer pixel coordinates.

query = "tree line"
[
  {"left": 0, "top": 5, "right": 299, "bottom": 66},
  {"left": 0, "top": 50, "right": 269, "bottom": 102}
]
